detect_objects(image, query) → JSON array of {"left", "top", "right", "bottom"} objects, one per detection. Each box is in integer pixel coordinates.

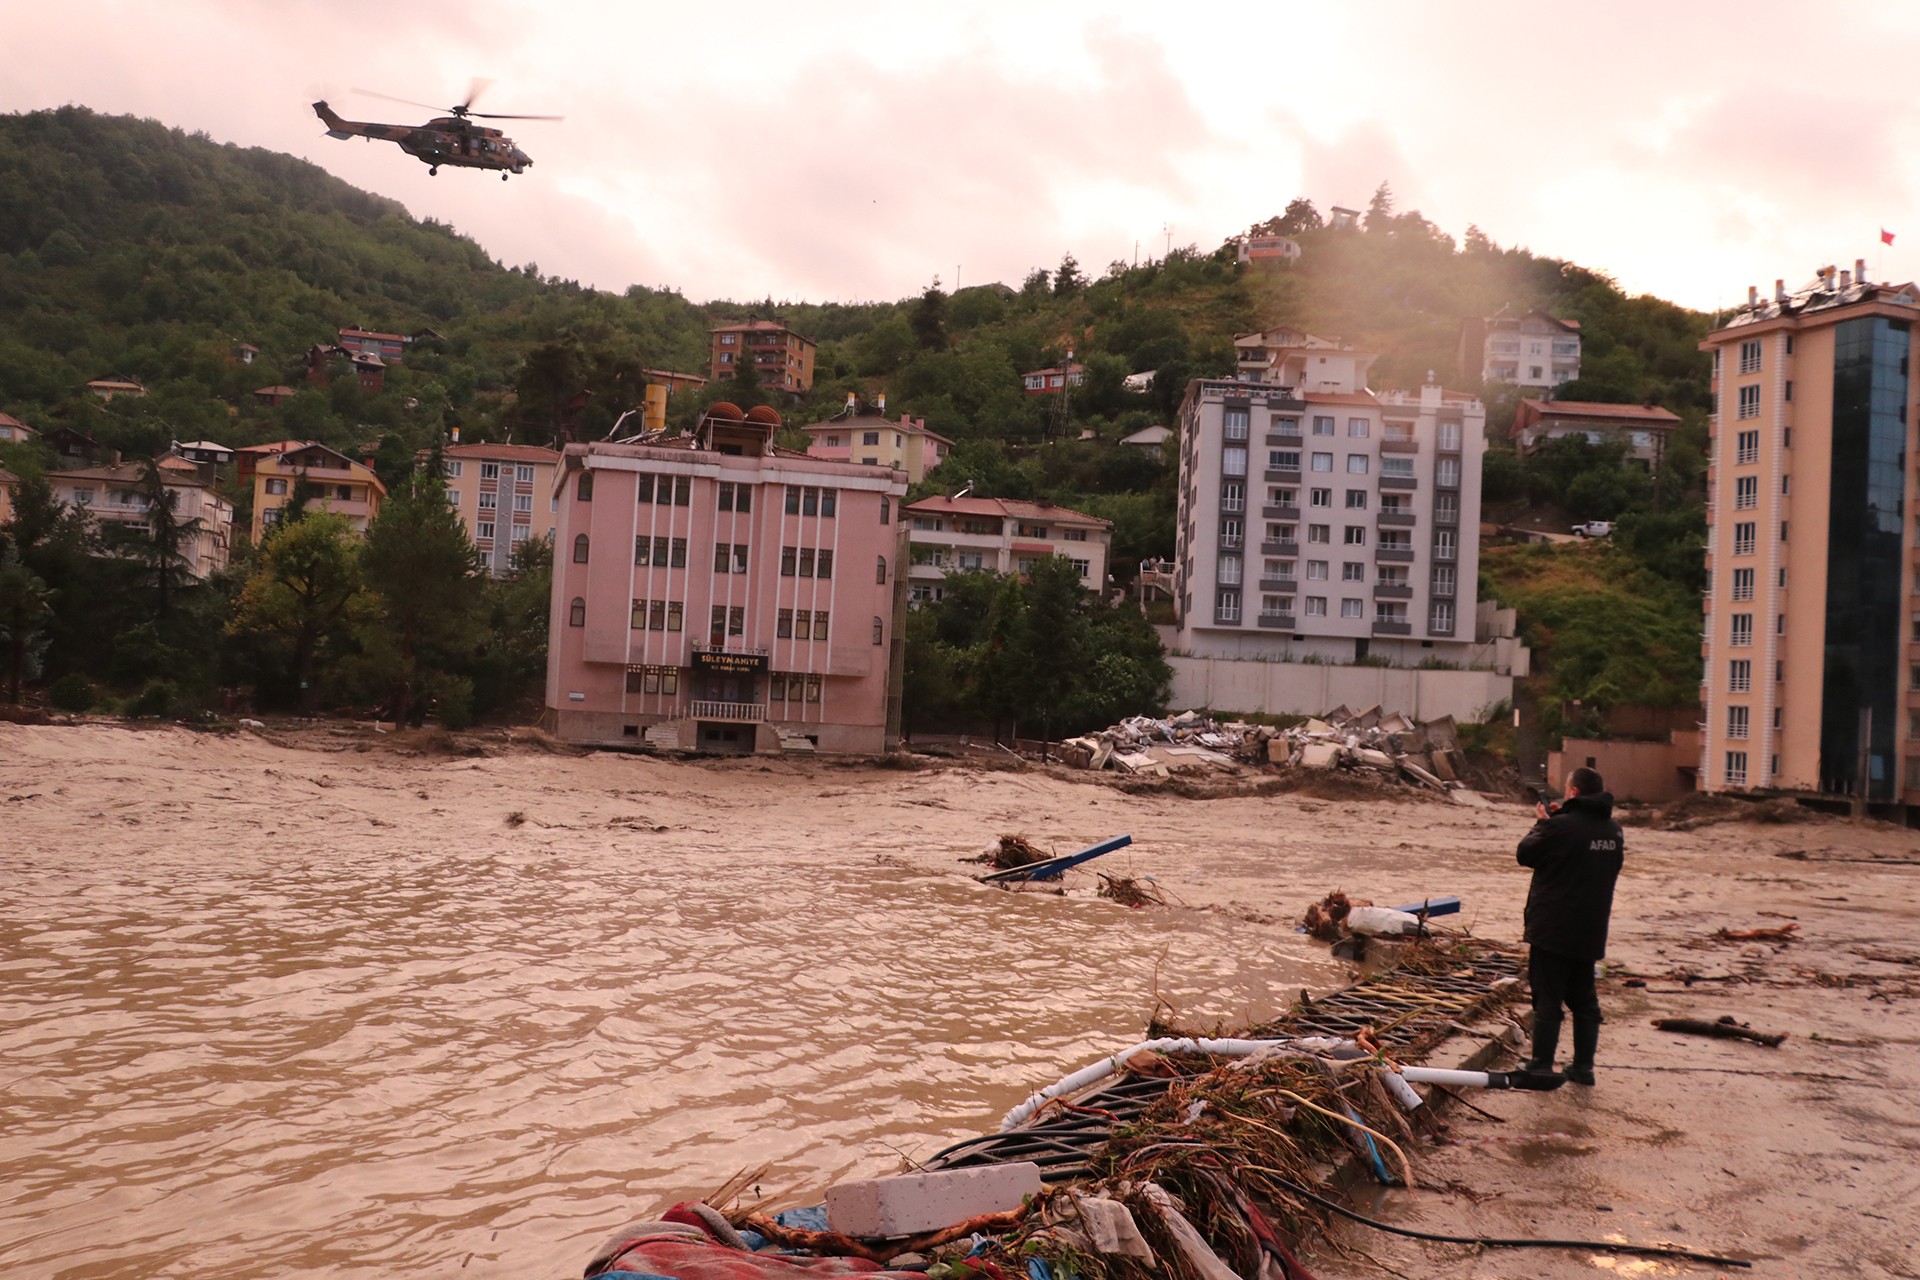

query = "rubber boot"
[
  {"left": 1527, "top": 1006, "right": 1562, "bottom": 1073},
  {"left": 1566, "top": 1018, "right": 1598, "bottom": 1086}
]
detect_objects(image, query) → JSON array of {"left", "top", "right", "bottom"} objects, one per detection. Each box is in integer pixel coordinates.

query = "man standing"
[{"left": 1517, "top": 766, "right": 1624, "bottom": 1086}]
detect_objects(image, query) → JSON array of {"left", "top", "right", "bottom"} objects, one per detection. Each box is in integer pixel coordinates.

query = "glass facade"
[{"left": 1820, "top": 317, "right": 1908, "bottom": 799}]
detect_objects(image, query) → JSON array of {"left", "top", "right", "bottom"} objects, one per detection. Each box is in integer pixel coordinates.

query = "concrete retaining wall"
[{"left": 1166, "top": 656, "right": 1514, "bottom": 723}]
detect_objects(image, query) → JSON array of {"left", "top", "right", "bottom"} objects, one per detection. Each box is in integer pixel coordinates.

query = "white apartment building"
[
  {"left": 1172, "top": 346, "right": 1484, "bottom": 663},
  {"left": 904, "top": 496, "right": 1112, "bottom": 603},
  {"left": 1459, "top": 308, "right": 1581, "bottom": 389},
  {"left": 45, "top": 460, "right": 234, "bottom": 579}
]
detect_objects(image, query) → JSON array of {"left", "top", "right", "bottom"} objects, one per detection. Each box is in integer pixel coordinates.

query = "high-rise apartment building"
[
  {"left": 1173, "top": 335, "right": 1484, "bottom": 662},
  {"left": 1699, "top": 262, "right": 1920, "bottom": 807}
]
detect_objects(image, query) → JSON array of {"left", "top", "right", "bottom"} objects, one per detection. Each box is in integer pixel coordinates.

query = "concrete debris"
[{"left": 1057, "top": 706, "right": 1497, "bottom": 798}]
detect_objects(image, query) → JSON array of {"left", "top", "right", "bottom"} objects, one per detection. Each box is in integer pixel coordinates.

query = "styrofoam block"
[{"left": 824, "top": 1162, "right": 1043, "bottom": 1238}]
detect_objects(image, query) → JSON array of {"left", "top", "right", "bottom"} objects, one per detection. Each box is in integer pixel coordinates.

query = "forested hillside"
[{"left": 0, "top": 110, "right": 1715, "bottom": 725}]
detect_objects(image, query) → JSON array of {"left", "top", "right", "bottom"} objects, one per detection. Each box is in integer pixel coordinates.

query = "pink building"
[{"left": 544, "top": 403, "right": 909, "bottom": 754}]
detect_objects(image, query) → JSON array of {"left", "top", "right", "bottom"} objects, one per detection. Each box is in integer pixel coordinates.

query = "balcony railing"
[
  {"left": 1373, "top": 584, "right": 1413, "bottom": 599},
  {"left": 1257, "top": 614, "right": 1296, "bottom": 629},
  {"left": 1264, "top": 466, "right": 1301, "bottom": 482},
  {"left": 1433, "top": 507, "right": 1460, "bottom": 525},
  {"left": 1266, "top": 431, "right": 1304, "bottom": 447},
  {"left": 1380, "top": 438, "right": 1419, "bottom": 454},
  {"left": 1257, "top": 577, "right": 1297, "bottom": 593},
  {"left": 1379, "top": 475, "right": 1419, "bottom": 490},
  {"left": 1375, "top": 546, "right": 1415, "bottom": 562},
  {"left": 1260, "top": 539, "right": 1300, "bottom": 557},
  {"left": 1376, "top": 510, "right": 1416, "bottom": 526},
  {"left": 686, "top": 700, "right": 765, "bottom": 722},
  {"left": 1371, "top": 620, "right": 1412, "bottom": 636},
  {"left": 1261, "top": 504, "right": 1299, "bottom": 520}
]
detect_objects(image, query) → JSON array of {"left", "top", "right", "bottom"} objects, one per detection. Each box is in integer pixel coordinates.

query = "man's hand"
[{"left": 1534, "top": 801, "right": 1553, "bottom": 820}]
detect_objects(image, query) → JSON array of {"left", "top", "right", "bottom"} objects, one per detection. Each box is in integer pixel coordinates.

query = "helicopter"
[{"left": 312, "top": 81, "right": 560, "bottom": 179}]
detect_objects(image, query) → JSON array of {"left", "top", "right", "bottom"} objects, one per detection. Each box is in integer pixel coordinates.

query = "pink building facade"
[{"left": 544, "top": 408, "right": 909, "bottom": 754}]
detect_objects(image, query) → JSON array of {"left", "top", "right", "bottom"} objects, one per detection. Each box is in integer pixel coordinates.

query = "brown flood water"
[{"left": 0, "top": 730, "right": 1341, "bottom": 1280}]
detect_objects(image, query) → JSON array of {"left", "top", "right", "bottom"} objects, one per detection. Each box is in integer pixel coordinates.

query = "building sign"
[{"left": 691, "top": 649, "right": 769, "bottom": 675}]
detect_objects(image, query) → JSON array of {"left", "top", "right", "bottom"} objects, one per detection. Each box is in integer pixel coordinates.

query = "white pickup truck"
[{"left": 1570, "top": 521, "right": 1615, "bottom": 539}]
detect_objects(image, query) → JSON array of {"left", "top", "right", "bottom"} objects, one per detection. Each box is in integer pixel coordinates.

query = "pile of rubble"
[{"left": 1057, "top": 706, "right": 1496, "bottom": 805}]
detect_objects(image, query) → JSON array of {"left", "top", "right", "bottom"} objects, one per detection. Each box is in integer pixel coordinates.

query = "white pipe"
[
  {"left": 1396, "top": 1066, "right": 1494, "bottom": 1089},
  {"left": 1378, "top": 1068, "right": 1425, "bottom": 1111},
  {"left": 998, "top": 1038, "right": 1302, "bottom": 1131}
]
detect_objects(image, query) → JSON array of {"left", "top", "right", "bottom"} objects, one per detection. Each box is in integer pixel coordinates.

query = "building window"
[
  {"left": 876, "top": 555, "right": 888, "bottom": 584},
  {"left": 1223, "top": 446, "right": 1248, "bottom": 477},
  {"left": 1219, "top": 554, "right": 1242, "bottom": 585},
  {"left": 1340, "top": 598, "right": 1363, "bottom": 618},
  {"left": 777, "top": 608, "right": 793, "bottom": 639},
  {"left": 1729, "top": 659, "right": 1752, "bottom": 692},
  {"left": 1435, "top": 529, "right": 1456, "bottom": 561},
  {"left": 513, "top": 494, "right": 532, "bottom": 512},
  {"left": 1735, "top": 475, "right": 1758, "bottom": 509},
  {"left": 1429, "top": 601, "right": 1454, "bottom": 631},
  {"left": 1347, "top": 417, "right": 1369, "bottom": 438},
  {"left": 872, "top": 616, "right": 884, "bottom": 645},
  {"left": 1221, "top": 518, "right": 1243, "bottom": 548},
  {"left": 1731, "top": 613, "right": 1753, "bottom": 646},
  {"left": 1737, "top": 385, "right": 1761, "bottom": 419},
  {"left": 572, "top": 533, "right": 589, "bottom": 563},
  {"left": 1310, "top": 488, "right": 1332, "bottom": 508},
  {"left": 1312, "top": 416, "right": 1335, "bottom": 436},
  {"left": 1215, "top": 591, "right": 1241, "bottom": 623},
  {"left": 517, "top": 465, "right": 535, "bottom": 483},
  {"left": 1728, "top": 705, "right": 1750, "bottom": 739},
  {"left": 1307, "top": 560, "right": 1328, "bottom": 580},
  {"left": 1223, "top": 407, "right": 1250, "bottom": 440},
  {"left": 476, "top": 522, "right": 495, "bottom": 541},
  {"left": 1382, "top": 456, "right": 1414, "bottom": 479},
  {"left": 861, "top": 430, "right": 881, "bottom": 447},
  {"left": 880, "top": 497, "right": 890, "bottom": 524},
  {"left": 577, "top": 472, "right": 594, "bottom": 500},
  {"left": 1438, "top": 421, "right": 1461, "bottom": 452},
  {"left": 479, "top": 492, "right": 497, "bottom": 510},
  {"left": 1308, "top": 524, "right": 1330, "bottom": 544},
  {"left": 1734, "top": 522, "right": 1757, "bottom": 555},
  {"left": 1071, "top": 558, "right": 1089, "bottom": 577},
  {"left": 1305, "top": 596, "right": 1327, "bottom": 616},
  {"left": 444, "top": 460, "right": 464, "bottom": 479},
  {"left": 1341, "top": 562, "right": 1365, "bottom": 582},
  {"left": 1739, "top": 340, "right": 1762, "bottom": 375},
  {"left": 1311, "top": 452, "right": 1333, "bottom": 472},
  {"left": 1221, "top": 482, "right": 1245, "bottom": 513},
  {"left": 568, "top": 597, "right": 585, "bottom": 626},
  {"left": 1345, "top": 454, "right": 1369, "bottom": 475},
  {"left": 1725, "top": 751, "right": 1748, "bottom": 787},
  {"left": 1732, "top": 568, "right": 1755, "bottom": 601},
  {"left": 481, "top": 462, "right": 500, "bottom": 480},
  {"left": 1345, "top": 489, "right": 1367, "bottom": 509},
  {"left": 1343, "top": 527, "right": 1367, "bottom": 546},
  {"left": 1436, "top": 458, "right": 1460, "bottom": 488},
  {"left": 1271, "top": 450, "right": 1301, "bottom": 470},
  {"left": 1736, "top": 430, "right": 1760, "bottom": 464},
  {"left": 264, "top": 478, "right": 288, "bottom": 496}
]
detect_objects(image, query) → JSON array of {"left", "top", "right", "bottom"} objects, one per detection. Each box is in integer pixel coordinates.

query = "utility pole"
[{"left": 1163, "top": 222, "right": 1172, "bottom": 258}]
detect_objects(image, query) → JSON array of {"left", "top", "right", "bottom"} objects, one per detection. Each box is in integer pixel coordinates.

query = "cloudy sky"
[{"left": 5, "top": 1, "right": 1916, "bottom": 312}]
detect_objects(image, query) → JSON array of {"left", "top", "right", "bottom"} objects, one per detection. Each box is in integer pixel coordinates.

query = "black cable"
[{"left": 1246, "top": 1167, "right": 1753, "bottom": 1269}]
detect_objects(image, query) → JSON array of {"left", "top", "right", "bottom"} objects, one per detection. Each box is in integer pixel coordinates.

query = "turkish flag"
[{"left": 1882, "top": 229, "right": 1896, "bottom": 245}]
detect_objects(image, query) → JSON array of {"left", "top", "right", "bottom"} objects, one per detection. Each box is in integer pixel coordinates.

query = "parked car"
[{"left": 1571, "top": 521, "right": 1615, "bottom": 539}]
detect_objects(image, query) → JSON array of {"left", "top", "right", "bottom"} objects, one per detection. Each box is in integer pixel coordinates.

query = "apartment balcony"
[
  {"left": 1266, "top": 430, "right": 1304, "bottom": 447},
  {"left": 1379, "top": 476, "right": 1418, "bottom": 491},
  {"left": 1376, "top": 510, "right": 1416, "bottom": 527},
  {"left": 1257, "top": 613, "right": 1296, "bottom": 629},
  {"left": 1373, "top": 583, "right": 1413, "bottom": 600},
  {"left": 1260, "top": 539, "right": 1300, "bottom": 557},
  {"left": 1257, "top": 577, "right": 1297, "bottom": 594},
  {"left": 1380, "top": 438, "right": 1419, "bottom": 454},
  {"left": 1433, "top": 508, "right": 1460, "bottom": 526},
  {"left": 1371, "top": 620, "right": 1413, "bottom": 636},
  {"left": 1264, "top": 466, "right": 1301, "bottom": 482},
  {"left": 686, "top": 700, "right": 765, "bottom": 722},
  {"left": 1261, "top": 504, "right": 1299, "bottom": 520},
  {"left": 1375, "top": 547, "right": 1415, "bottom": 563},
  {"left": 1431, "top": 580, "right": 1457, "bottom": 598}
]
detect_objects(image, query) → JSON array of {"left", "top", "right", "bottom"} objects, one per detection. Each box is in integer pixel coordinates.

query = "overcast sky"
[{"left": 5, "top": 1, "right": 1917, "bottom": 313}]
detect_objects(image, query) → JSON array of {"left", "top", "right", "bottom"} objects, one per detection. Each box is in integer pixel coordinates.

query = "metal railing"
[{"left": 686, "top": 700, "right": 765, "bottom": 722}]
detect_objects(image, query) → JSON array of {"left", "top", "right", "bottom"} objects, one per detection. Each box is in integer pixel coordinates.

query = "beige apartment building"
[
  {"left": 251, "top": 443, "right": 386, "bottom": 542},
  {"left": 801, "top": 395, "right": 953, "bottom": 484},
  {"left": 1698, "top": 262, "right": 1920, "bottom": 812},
  {"left": 904, "top": 497, "right": 1112, "bottom": 602},
  {"left": 45, "top": 460, "right": 234, "bottom": 578},
  {"left": 1458, "top": 308, "right": 1581, "bottom": 389},
  {"left": 437, "top": 442, "right": 563, "bottom": 576},
  {"left": 710, "top": 318, "right": 817, "bottom": 394},
  {"left": 1172, "top": 334, "right": 1484, "bottom": 663}
]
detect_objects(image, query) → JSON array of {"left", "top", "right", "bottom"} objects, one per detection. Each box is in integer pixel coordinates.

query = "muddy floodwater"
[
  {"left": 8, "top": 724, "right": 1919, "bottom": 1280},
  {"left": 0, "top": 727, "right": 1343, "bottom": 1280}
]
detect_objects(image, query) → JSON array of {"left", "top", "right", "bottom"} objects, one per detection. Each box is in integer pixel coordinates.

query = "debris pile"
[{"left": 1058, "top": 705, "right": 1497, "bottom": 804}]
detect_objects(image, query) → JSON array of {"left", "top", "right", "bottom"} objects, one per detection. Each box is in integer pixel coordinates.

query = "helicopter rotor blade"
[
  {"left": 351, "top": 87, "right": 449, "bottom": 113},
  {"left": 467, "top": 112, "right": 565, "bottom": 122},
  {"left": 456, "top": 77, "right": 495, "bottom": 116}
]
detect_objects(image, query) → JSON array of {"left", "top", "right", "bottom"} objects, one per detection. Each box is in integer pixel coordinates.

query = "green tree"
[
  {"left": 1364, "top": 181, "right": 1395, "bottom": 232},
  {"left": 357, "top": 465, "right": 486, "bottom": 727},
  {"left": 1053, "top": 254, "right": 1084, "bottom": 297},
  {"left": 101, "top": 457, "right": 203, "bottom": 621},
  {"left": 910, "top": 280, "right": 948, "bottom": 351},
  {"left": 229, "top": 512, "right": 364, "bottom": 712},
  {"left": 0, "top": 547, "right": 54, "bottom": 703}
]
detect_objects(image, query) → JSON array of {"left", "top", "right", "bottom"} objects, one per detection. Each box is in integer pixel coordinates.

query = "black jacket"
[{"left": 1517, "top": 791, "right": 1624, "bottom": 961}]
